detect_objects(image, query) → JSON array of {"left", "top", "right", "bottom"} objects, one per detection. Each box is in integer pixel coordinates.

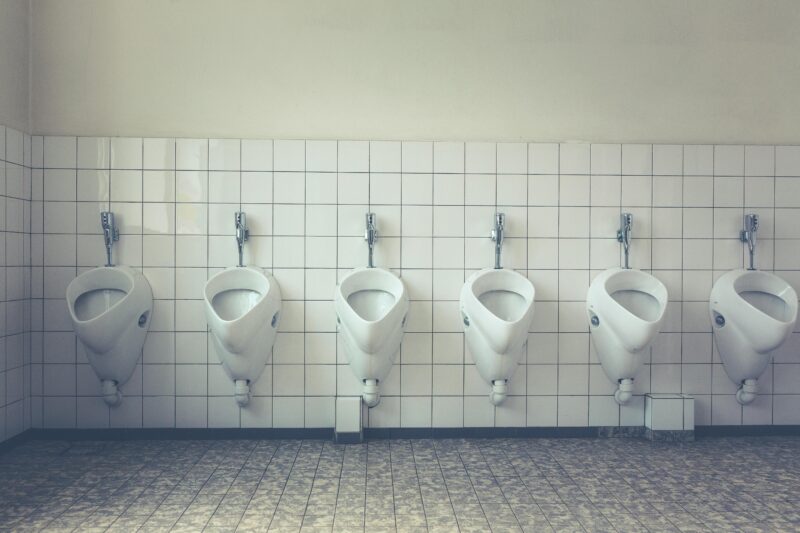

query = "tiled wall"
[
  {"left": 28, "top": 137, "right": 800, "bottom": 430},
  {"left": 0, "top": 124, "right": 32, "bottom": 443}
]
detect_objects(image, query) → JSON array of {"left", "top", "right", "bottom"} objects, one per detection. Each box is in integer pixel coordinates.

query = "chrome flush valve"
[
  {"left": 235, "top": 212, "right": 249, "bottom": 267},
  {"left": 617, "top": 212, "right": 633, "bottom": 269},
  {"left": 365, "top": 212, "right": 378, "bottom": 268},
  {"left": 100, "top": 211, "right": 119, "bottom": 267},
  {"left": 740, "top": 213, "right": 759, "bottom": 270},
  {"left": 491, "top": 212, "right": 505, "bottom": 269}
]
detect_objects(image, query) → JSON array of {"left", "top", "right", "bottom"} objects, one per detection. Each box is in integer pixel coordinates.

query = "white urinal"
[
  {"left": 587, "top": 267, "right": 668, "bottom": 404},
  {"left": 204, "top": 266, "right": 281, "bottom": 406},
  {"left": 335, "top": 267, "right": 409, "bottom": 407},
  {"left": 66, "top": 266, "right": 153, "bottom": 406},
  {"left": 460, "top": 268, "right": 536, "bottom": 405},
  {"left": 710, "top": 269, "right": 798, "bottom": 404}
]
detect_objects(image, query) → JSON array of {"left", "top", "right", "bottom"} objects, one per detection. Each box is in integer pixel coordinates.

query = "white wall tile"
[
  {"left": 714, "top": 145, "right": 744, "bottom": 176},
  {"left": 209, "top": 138, "right": 241, "bottom": 171},
  {"left": 306, "top": 140, "right": 337, "bottom": 172},
  {"left": 433, "top": 142, "right": 464, "bottom": 174},
  {"left": 465, "top": 142, "right": 495, "bottom": 174},
  {"left": 497, "top": 143, "right": 527, "bottom": 174},
  {"left": 241, "top": 140, "right": 273, "bottom": 171},
  {"left": 77, "top": 137, "right": 110, "bottom": 169},
  {"left": 143, "top": 138, "right": 176, "bottom": 170},
  {"left": 684, "top": 145, "right": 713, "bottom": 176},
  {"left": 176, "top": 139, "right": 208, "bottom": 170},
  {"left": 338, "top": 141, "right": 368, "bottom": 173},
  {"left": 590, "top": 144, "right": 620, "bottom": 175},
  {"left": 110, "top": 137, "right": 143, "bottom": 169},
  {"left": 26, "top": 133, "right": 800, "bottom": 436},
  {"left": 653, "top": 145, "right": 682, "bottom": 175},
  {"left": 401, "top": 142, "right": 432, "bottom": 173},
  {"left": 622, "top": 144, "right": 652, "bottom": 175},
  {"left": 559, "top": 144, "right": 590, "bottom": 175},
  {"left": 776, "top": 146, "right": 800, "bottom": 177},
  {"left": 369, "top": 141, "right": 400, "bottom": 173},
  {"left": 44, "top": 136, "right": 76, "bottom": 168}
]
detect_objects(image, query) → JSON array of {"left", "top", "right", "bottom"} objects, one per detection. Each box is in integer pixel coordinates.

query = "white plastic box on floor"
[
  {"left": 335, "top": 397, "right": 363, "bottom": 442},
  {"left": 645, "top": 393, "right": 694, "bottom": 431}
]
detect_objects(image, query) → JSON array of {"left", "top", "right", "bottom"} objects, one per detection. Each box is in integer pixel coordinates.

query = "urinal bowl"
[
  {"left": 710, "top": 269, "right": 798, "bottom": 404},
  {"left": 67, "top": 266, "right": 153, "bottom": 406},
  {"left": 335, "top": 267, "right": 409, "bottom": 407},
  {"left": 460, "top": 268, "right": 536, "bottom": 405},
  {"left": 204, "top": 267, "right": 282, "bottom": 406},
  {"left": 587, "top": 268, "right": 668, "bottom": 405}
]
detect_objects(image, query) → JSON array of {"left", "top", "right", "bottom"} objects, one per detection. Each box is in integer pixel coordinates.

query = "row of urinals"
[{"left": 64, "top": 211, "right": 798, "bottom": 411}]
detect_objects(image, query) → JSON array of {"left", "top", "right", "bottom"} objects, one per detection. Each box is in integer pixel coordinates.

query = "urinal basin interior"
[
  {"left": 212, "top": 288, "right": 263, "bottom": 321},
  {"left": 610, "top": 289, "right": 661, "bottom": 322},
  {"left": 73, "top": 289, "right": 127, "bottom": 321},
  {"left": 738, "top": 290, "right": 793, "bottom": 322},
  {"left": 347, "top": 289, "right": 395, "bottom": 322},
  {"left": 478, "top": 290, "right": 527, "bottom": 322}
]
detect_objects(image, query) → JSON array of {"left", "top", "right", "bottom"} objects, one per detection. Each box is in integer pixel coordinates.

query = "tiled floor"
[{"left": 1, "top": 437, "right": 799, "bottom": 532}]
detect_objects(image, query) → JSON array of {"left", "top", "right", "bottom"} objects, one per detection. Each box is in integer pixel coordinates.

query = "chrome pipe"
[
  {"left": 100, "top": 211, "right": 119, "bottom": 267},
  {"left": 365, "top": 213, "right": 378, "bottom": 268},
  {"left": 490, "top": 212, "right": 505, "bottom": 269},
  {"left": 617, "top": 213, "right": 633, "bottom": 269},
  {"left": 235, "top": 212, "right": 249, "bottom": 267},
  {"left": 740, "top": 213, "right": 759, "bottom": 270}
]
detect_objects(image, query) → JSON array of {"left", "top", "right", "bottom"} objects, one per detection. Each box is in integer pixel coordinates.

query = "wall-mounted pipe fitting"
[
  {"left": 490, "top": 212, "right": 505, "bottom": 269},
  {"left": 100, "top": 212, "right": 119, "bottom": 267},
  {"left": 740, "top": 213, "right": 759, "bottom": 271},
  {"left": 736, "top": 378, "right": 758, "bottom": 405},
  {"left": 614, "top": 378, "right": 633, "bottom": 405},
  {"left": 234, "top": 379, "right": 250, "bottom": 406},
  {"left": 489, "top": 379, "right": 508, "bottom": 405},
  {"left": 235, "top": 212, "right": 249, "bottom": 267},
  {"left": 617, "top": 213, "right": 633, "bottom": 269},
  {"left": 101, "top": 379, "right": 122, "bottom": 406},
  {"left": 365, "top": 213, "right": 378, "bottom": 268},
  {"left": 363, "top": 378, "right": 380, "bottom": 407}
]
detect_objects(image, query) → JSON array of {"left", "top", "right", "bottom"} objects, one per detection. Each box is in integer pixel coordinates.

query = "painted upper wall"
[
  {"left": 30, "top": 0, "right": 800, "bottom": 143},
  {"left": 0, "top": 0, "right": 30, "bottom": 133}
]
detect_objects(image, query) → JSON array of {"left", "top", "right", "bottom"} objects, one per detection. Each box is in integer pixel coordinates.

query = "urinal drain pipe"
[
  {"left": 489, "top": 380, "right": 508, "bottom": 406},
  {"left": 363, "top": 379, "right": 380, "bottom": 408},
  {"left": 614, "top": 378, "right": 634, "bottom": 405},
  {"left": 101, "top": 379, "right": 122, "bottom": 407},
  {"left": 736, "top": 379, "right": 758, "bottom": 405},
  {"left": 234, "top": 379, "right": 251, "bottom": 407}
]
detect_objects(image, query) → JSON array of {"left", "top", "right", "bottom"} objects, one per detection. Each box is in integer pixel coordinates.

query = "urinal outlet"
[
  {"left": 363, "top": 379, "right": 380, "bottom": 408},
  {"left": 489, "top": 380, "right": 508, "bottom": 406},
  {"left": 614, "top": 378, "right": 634, "bottom": 405},
  {"left": 102, "top": 379, "right": 122, "bottom": 407},
  {"left": 736, "top": 379, "right": 758, "bottom": 405},
  {"left": 234, "top": 379, "right": 251, "bottom": 407}
]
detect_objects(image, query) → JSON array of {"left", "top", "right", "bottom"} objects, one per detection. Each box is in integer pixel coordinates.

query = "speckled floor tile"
[{"left": 1, "top": 436, "right": 799, "bottom": 531}]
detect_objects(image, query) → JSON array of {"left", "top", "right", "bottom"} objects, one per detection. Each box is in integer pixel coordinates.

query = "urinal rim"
[
  {"left": 335, "top": 267, "right": 408, "bottom": 326},
  {"left": 711, "top": 269, "right": 799, "bottom": 327},
  {"left": 590, "top": 267, "right": 668, "bottom": 326},
  {"left": 463, "top": 268, "right": 535, "bottom": 326},
  {"left": 204, "top": 266, "right": 275, "bottom": 325},
  {"left": 66, "top": 266, "right": 138, "bottom": 326}
]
